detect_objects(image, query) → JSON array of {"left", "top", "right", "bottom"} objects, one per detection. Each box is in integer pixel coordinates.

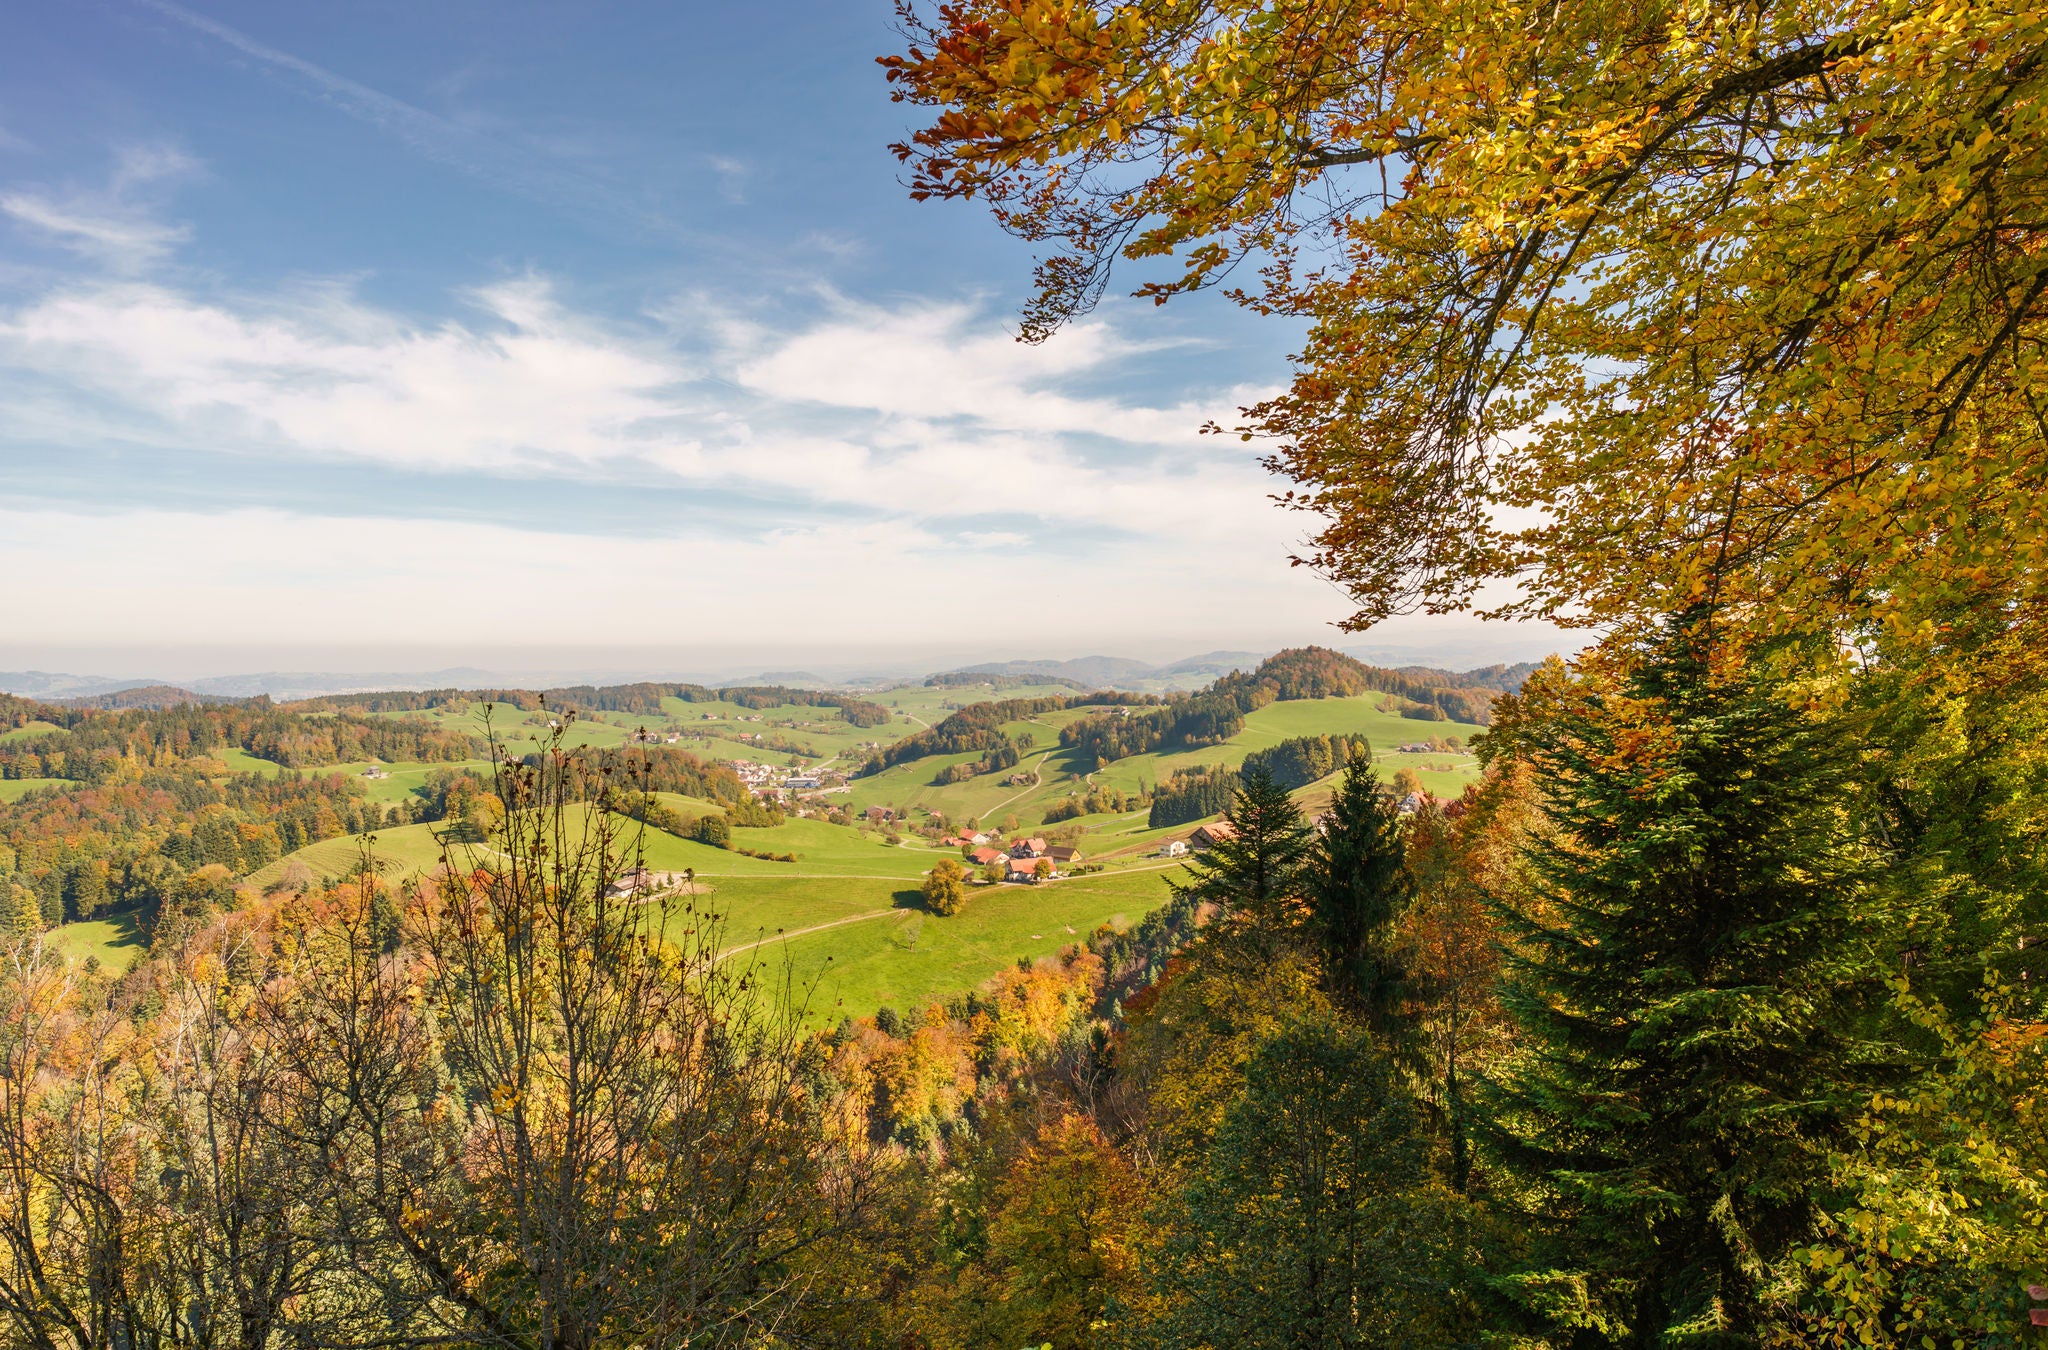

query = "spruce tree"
[
  {"left": 1302, "top": 757, "right": 1412, "bottom": 1030},
  {"left": 1491, "top": 617, "right": 1881, "bottom": 1346},
  {"left": 1170, "top": 766, "right": 1311, "bottom": 965}
]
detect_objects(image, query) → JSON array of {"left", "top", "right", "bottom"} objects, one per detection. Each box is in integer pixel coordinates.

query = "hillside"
[{"left": 4, "top": 652, "right": 1503, "bottom": 1008}]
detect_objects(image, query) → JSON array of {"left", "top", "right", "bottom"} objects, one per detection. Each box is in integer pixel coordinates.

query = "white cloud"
[
  {"left": 0, "top": 143, "right": 197, "bottom": 272},
  {"left": 731, "top": 297, "right": 1245, "bottom": 445},
  {"left": 0, "top": 270, "right": 1277, "bottom": 536}
]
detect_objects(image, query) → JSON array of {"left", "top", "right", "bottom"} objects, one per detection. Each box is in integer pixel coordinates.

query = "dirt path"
[{"left": 716, "top": 907, "right": 900, "bottom": 962}]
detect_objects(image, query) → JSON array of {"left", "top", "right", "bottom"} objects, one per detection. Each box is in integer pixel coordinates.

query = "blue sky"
[{"left": 0, "top": 0, "right": 1563, "bottom": 677}]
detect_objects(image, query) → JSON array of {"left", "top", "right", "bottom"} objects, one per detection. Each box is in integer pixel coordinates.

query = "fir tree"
[
  {"left": 1302, "top": 758, "right": 1412, "bottom": 1030},
  {"left": 1491, "top": 617, "right": 1882, "bottom": 1346},
  {"left": 1170, "top": 766, "right": 1311, "bottom": 965},
  {"left": 1140, "top": 1018, "right": 1480, "bottom": 1348}
]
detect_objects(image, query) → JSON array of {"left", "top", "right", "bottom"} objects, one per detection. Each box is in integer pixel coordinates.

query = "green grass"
[
  {"left": 213, "top": 745, "right": 285, "bottom": 777},
  {"left": 0, "top": 777, "right": 71, "bottom": 803},
  {"left": 49, "top": 911, "right": 147, "bottom": 973},
  {"left": 240, "top": 686, "right": 1485, "bottom": 1022},
  {"left": 838, "top": 695, "right": 1486, "bottom": 832},
  {"left": 306, "top": 759, "right": 496, "bottom": 804},
  {"left": 749, "top": 865, "right": 1181, "bottom": 1022},
  {"left": 246, "top": 821, "right": 452, "bottom": 888},
  {"left": 0, "top": 720, "right": 63, "bottom": 744}
]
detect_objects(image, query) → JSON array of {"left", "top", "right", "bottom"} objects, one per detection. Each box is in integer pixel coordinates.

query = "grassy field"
[
  {"left": 0, "top": 720, "right": 62, "bottom": 743},
  {"left": 840, "top": 694, "right": 1485, "bottom": 829},
  {"left": 216, "top": 746, "right": 285, "bottom": 776},
  {"left": 245, "top": 821, "right": 452, "bottom": 888},
  {"left": 756, "top": 865, "right": 1179, "bottom": 1024},
  {"left": 50, "top": 911, "right": 148, "bottom": 973},
  {"left": 312, "top": 758, "right": 497, "bottom": 804},
  {"left": 0, "top": 777, "right": 72, "bottom": 803},
  {"left": 242, "top": 684, "right": 1489, "bottom": 1019}
]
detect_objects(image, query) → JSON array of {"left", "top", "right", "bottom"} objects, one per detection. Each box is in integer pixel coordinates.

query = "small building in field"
[
  {"left": 865, "top": 805, "right": 895, "bottom": 823},
  {"left": 960, "top": 830, "right": 990, "bottom": 846},
  {"left": 1047, "top": 845, "right": 1083, "bottom": 864},
  {"left": 1190, "top": 820, "right": 1239, "bottom": 850},
  {"left": 970, "top": 846, "right": 1005, "bottom": 867},
  {"left": 1006, "top": 855, "right": 1054, "bottom": 882},
  {"left": 1158, "top": 839, "right": 1189, "bottom": 858},
  {"left": 1009, "top": 836, "right": 1049, "bottom": 859},
  {"left": 604, "top": 866, "right": 658, "bottom": 898}
]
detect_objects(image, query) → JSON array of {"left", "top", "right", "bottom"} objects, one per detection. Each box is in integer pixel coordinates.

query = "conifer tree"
[
  {"left": 1170, "top": 766, "right": 1311, "bottom": 965},
  {"left": 1302, "top": 758, "right": 1411, "bottom": 1030},
  {"left": 1491, "top": 616, "right": 1881, "bottom": 1345}
]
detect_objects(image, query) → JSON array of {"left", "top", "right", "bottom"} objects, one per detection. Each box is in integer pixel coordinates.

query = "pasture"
[{"left": 0, "top": 777, "right": 71, "bottom": 803}]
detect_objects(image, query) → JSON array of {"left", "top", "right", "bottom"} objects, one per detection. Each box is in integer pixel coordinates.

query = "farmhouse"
[
  {"left": 1005, "top": 855, "right": 1054, "bottom": 882},
  {"left": 969, "top": 846, "right": 1005, "bottom": 867},
  {"left": 865, "top": 805, "right": 895, "bottom": 823},
  {"left": 1008, "top": 836, "right": 1049, "bottom": 859},
  {"left": 1047, "top": 845, "right": 1083, "bottom": 864},
  {"left": 1158, "top": 839, "right": 1189, "bottom": 858},
  {"left": 604, "top": 867, "right": 658, "bottom": 898},
  {"left": 1190, "top": 821, "right": 1238, "bottom": 850}
]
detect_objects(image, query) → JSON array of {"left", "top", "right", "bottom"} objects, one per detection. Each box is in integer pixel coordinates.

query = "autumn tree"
[
  {"left": 923, "top": 856, "right": 967, "bottom": 915},
  {"left": 882, "top": 0, "right": 2048, "bottom": 648}
]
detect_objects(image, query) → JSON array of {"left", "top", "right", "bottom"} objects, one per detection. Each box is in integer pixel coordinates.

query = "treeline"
[
  {"left": 923, "top": 670, "right": 1087, "bottom": 691},
  {"left": 1, "top": 769, "right": 402, "bottom": 934},
  {"left": 305, "top": 681, "right": 892, "bottom": 727},
  {"left": 1059, "top": 692, "right": 1244, "bottom": 768},
  {"left": 0, "top": 699, "right": 481, "bottom": 782},
  {"left": 1149, "top": 764, "right": 1238, "bottom": 827},
  {"left": 859, "top": 692, "right": 1153, "bottom": 775},
  {"left": 1041, "top": 781, "right": 1144, "bottom": 822},
  {"left": 934, "top": 735, "right": 1020, "bottom": 784},
  {"left": 1242, "top": 732, "right": 1372, "bottom": 790},
  {"left": 0, "top": 699, "right": 765, "bottom": 946},
  {"left": 1215, "top": 646, "right": 1505, "bottom": 725}
]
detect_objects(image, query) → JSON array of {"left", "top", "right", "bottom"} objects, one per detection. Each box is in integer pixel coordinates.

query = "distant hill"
[
  {"left": 1394, "top": 661, "right": 1542, "bottom": 693},
  {"left": 55, "top": 684, "right": 218, "bottom": 710},
  {"left": 947, "top": 655, "right": 1164, "bottom": 687},
  {"left": 0, "top": 671, "right": 171, "bottom": 700},
  {"left": 717, "top": 671, "right": 836, "bottom": 690},
  {"left": 925, "top": 670, "right": 1089, "bottom": 692}
]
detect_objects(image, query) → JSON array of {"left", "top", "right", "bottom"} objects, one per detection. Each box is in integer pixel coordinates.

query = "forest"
[{"left": 2, "top": 0, "right": 2045, "bottom": 1346}]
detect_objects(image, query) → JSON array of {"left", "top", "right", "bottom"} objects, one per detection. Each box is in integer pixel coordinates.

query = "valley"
[{"left": 3, "top": 649, "right": 1494, "bottom": 1011}]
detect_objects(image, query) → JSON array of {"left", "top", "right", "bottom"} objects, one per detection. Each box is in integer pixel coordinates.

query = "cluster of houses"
[{"left": 937, "top": 830, "right": 1085, "bottom": 883}]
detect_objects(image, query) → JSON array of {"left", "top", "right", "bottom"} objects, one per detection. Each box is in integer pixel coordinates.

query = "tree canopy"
[{"left": 883, "top": 0, "right": 2048, "bottom": 641}]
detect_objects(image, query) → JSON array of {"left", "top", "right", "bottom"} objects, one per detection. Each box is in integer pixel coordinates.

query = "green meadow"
[
  {"left": 49, "top": 911, "right": 148, "bottom": 973},
  {"left": 236, "top": 683, "right": 1485, "bottom": 1016},
  {"left": 0, "top": 778, "right": 72, "bottom": 803}
]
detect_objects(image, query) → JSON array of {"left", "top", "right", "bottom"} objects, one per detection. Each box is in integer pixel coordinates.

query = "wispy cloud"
[
  {"left": 708, "top": 155, "right": 748, "bottom": 205},
  {"left": 0, "top": 269, "right": 1273, "bottom": 533},
  {"left": 0, "top": 143, "right": 196, "bottom": 272},
  {"left": 132, "top": 0, "right": 690, "bottom": 242}
]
